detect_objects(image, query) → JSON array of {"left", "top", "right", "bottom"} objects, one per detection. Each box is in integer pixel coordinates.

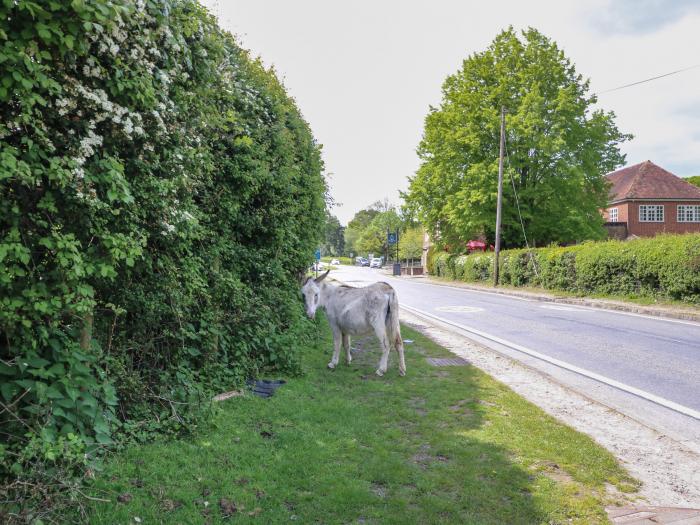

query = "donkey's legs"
[
  {"left": 395, "top": 335, "right": 406, "bottom": 376},
  {"left": 343, "top": 333, "right": 352, "bottom": 365},
  {"left": 328, "top": 328, "right": 342, "bottom": 369},
  {"left": 374, "top": 325, "right": 391, "bottom": 376}
]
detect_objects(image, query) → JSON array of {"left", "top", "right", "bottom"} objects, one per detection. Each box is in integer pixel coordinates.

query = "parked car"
[
  {"left": 370, "top": 257, "right": 382, "bottom": 269},
  {"left": 330, "top": 259, "right": 340, "bottom": 265},
  {"left": 355, "top": 257, "right": 369, "bottom": 267},
  {"left": 311, "top": 261, "right": 328, "bottom": 271}
]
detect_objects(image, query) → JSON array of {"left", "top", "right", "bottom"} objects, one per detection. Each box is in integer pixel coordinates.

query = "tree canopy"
[
  {"left": 322, "top": 212, "right": 345, "bottom": 256},
  {"left": 398, "top": 227, "right": 424, "bottom": 263},
  {"left": 344, "top": 201, "right": 402, "bottom": 258},
  {"left": 404, "top": 27, "right": 630, "bottom": 249},
  {"left": 686, "top": 176, "right": 700, "bottom": 188}
]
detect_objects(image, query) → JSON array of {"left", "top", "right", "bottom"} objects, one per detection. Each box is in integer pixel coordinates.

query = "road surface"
[{"left": 330, "top": 265, "right": 700, "bottom": 447}]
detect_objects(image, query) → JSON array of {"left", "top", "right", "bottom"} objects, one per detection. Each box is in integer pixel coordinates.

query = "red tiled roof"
[{"left": 606, "top": 161, "right": 700, "bottom": 202}]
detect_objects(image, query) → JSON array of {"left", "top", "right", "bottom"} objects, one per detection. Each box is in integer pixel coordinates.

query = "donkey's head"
[{"left": 301, "top": 270, "right": 329, "bottom": 319}]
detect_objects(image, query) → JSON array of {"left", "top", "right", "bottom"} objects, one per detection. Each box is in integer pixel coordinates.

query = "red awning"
[{"left": 466, "top": 240, "right": 487, "bottom": 250}]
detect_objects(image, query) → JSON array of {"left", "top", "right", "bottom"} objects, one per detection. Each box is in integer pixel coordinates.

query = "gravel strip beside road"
[{"left": 400, "top": 309, "right": 700, "bottom": 507}]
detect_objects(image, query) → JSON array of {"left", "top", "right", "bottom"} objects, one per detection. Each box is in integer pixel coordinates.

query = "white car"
[
  {"left": 370, "top": 257, "right": 382, "bottom": 268},
  {"left": 330, "top": 259, "right": 340, "bottom": 265}
]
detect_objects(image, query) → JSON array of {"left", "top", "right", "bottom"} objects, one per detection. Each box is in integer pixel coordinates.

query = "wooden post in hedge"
[
  {"left": 212, "top": 256, "right": 221, "bottom": 354},
  {"left": 494, "top": 107, "right": 506, "bottom": 287},
  {"left": 80, "top": 312, "right": 93, "bottom": 351}
]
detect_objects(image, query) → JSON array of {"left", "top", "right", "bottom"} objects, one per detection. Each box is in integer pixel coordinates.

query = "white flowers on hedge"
[
  {"left": 161, "top": 222, "right": 176, "bottom": 235},
  {"left": 78, "top": 129, "right": 103, "bottom": 162},
  {"left": 46, "top": 2, "right": 196, "bottom": 195}
]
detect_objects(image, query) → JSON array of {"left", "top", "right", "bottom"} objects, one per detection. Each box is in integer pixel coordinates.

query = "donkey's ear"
[{"left": 315, "top": 269, "right": 330, "bottom": 283}]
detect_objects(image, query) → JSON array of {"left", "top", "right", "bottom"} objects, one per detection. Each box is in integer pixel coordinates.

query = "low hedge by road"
[
  {"left": 321, "top": 256, "right": 353, "bottom": 265},
  {"left": 428, "top": 234, "right": 700, "bottom": 303}
]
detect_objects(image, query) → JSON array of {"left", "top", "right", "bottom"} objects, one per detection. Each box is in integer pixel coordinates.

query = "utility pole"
[{"left": 494, "top": 107, "right": 505, "bottom": 287}]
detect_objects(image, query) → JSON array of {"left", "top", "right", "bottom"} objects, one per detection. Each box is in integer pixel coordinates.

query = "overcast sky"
[{"left": 202, "top": 0, "right": 700, "bottom": 225}]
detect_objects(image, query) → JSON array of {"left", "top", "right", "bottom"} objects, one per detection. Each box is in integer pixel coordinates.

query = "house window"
[
  {"left": 639, "top": 205, "right": 664, "bottom": 222},
  {"left": 677, "top": 205, "right": 700, "bottom": 222},
  {"left": 609, "top": 208, "right": 618, "bottom": 222}
]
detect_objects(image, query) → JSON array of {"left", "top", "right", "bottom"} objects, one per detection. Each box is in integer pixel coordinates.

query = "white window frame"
[
  {"left": 677, "top": 205, "right": 700, "bottom": 223},
  {"left": 639, "top": 204, "right": 664, "bottom": 222},
  {"left": 608, "top": 207, "right": 618, "bottom": 222}
]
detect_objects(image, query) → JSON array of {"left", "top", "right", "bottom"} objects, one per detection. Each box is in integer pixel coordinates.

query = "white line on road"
[
  {"left": 435, "top": 305, "right": 484, "bottom": 313},
  {"left": 374, "top": 272, "right": 700, "bottom": 327},
  {"left": 540, "top": 304, "right": 590, "bottom": 312},
  {"left": 402, "top": 304, "right": 700, "bottom": 421}
]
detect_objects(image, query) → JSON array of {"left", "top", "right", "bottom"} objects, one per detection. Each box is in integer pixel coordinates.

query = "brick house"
[{"left": 602, "top": 161, "right": 700, "bottom": 238}]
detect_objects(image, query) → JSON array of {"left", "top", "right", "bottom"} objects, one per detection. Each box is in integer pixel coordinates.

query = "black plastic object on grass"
[{"left": 247, "top": 379, "right": 286, "bottom": 398}]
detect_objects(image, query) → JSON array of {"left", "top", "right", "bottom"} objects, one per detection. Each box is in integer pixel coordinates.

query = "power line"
[
  {"left": 597, "top": 63, "right": 700, "bottom": 94},
  {"left": 503, "top": 134, "right": 540, "bottom": 279}
]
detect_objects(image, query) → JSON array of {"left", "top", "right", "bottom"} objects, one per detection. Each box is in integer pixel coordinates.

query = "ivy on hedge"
[
  {"left": 429, "top": 234, "right": 700, "bottom": 303},
  {"left": 1, "top": 0, "right": 326, "bottom": 514}
]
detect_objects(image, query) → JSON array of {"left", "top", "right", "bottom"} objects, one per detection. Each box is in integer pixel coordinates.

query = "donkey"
[{"left": 301, "top": 270, "right": 406, "bottom": 377}]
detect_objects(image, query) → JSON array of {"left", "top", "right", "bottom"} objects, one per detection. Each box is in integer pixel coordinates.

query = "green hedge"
[
  {"left": 430, "top": 234, "right": 700, "bottom": 303},
  {"left": 1, "top": 0, "right": 326, "bottom": 517}
]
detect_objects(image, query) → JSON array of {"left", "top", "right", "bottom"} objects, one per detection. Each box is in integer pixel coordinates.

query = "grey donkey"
[{"left": 301, "top": 270, "right": 406, "bottom": 376}]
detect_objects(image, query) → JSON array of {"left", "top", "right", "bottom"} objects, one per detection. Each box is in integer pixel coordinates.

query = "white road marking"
[
  {"left": 402, "top": 304, "right": 700, "bottom": 421},
  {"left": 540, "top": 304, "right": 589, "bottom": 312},
  {"left": 386, "top": 278, "right": 535, "bottom": 301},
  {"left": 555, "top": 303, "right": 700, "bottom": 327},
  {"left": 435, "top": 305, "right": 484, "bottom": 313},
  {"left": 375, "top": 271, "right": 700, "bottom": 328}
]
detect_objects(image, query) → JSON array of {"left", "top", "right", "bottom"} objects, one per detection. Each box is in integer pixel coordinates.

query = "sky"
[{"left": 201, "top": 0, "right": 700, "bottom": 225}]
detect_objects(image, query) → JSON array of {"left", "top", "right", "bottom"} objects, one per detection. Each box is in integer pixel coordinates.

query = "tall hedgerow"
[{"left": 0, "top": 0, "right": 326, "bottom": 519}]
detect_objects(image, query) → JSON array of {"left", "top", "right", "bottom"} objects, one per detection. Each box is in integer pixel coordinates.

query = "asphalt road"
[{"left": 330, "top": 265, "right": 700, "bottom": 417}]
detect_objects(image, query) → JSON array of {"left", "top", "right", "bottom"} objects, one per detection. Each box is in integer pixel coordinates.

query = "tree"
[
  {"left": 344, "top": 207, "right": 379, "bottom": 256},
  {"left": 355, "top": 208, "right": 401, "bottom": 259},
  {"left": 398, "top": 227, "right": 424, "bottom": 264},
  {"left": 322, "top": 212, "right": 345, "bottom": 256},
  {"left": 404, "top": 27, "right": 630, "bottom": 249},
  {"left": 344, "top": 200, "right": 396, "bottom": 256},
  {"left": 686, "top": 176, "right": 700, "bottom": 188}
]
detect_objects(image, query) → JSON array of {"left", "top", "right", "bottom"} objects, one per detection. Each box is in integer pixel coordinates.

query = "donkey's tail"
[{"left": 385, "top": 287, "right": 407, "bottom": 375}]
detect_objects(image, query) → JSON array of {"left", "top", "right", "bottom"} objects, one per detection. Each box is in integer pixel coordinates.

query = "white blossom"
[{"left": 161, "top": 222, "right": 176, "bottom": 235}]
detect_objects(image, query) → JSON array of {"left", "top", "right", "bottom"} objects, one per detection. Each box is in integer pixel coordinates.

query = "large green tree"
[
  {"left": 343, "top": 200, "right": 384, "bottom": 256},
  {"left": 405, "top": 28, "right": 630, "bottom": 249},
  {"left": 356, "top": 209, "right": 401, "bottom": 258},
  {"left": 322, "top": 212, "right": 345, "bottom": 256},
  {"left": 686, "top": 176, "right": 700, "bottom": 188},
  {"left": 398, "top": 227, "right": 424, "bottom": 263}
]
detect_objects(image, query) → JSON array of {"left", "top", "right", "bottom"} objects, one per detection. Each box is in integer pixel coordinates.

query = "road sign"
[
  {"left": 314, "top": 249, "right": 321, "bottom": 261},
  {"left": 388, "top": 232, "right": 397, "bottom": 245}
]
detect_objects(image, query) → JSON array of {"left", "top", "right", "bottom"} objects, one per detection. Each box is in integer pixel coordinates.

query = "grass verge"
[{"left": 84, "top": 321, "right": 637, "bottom": 524}]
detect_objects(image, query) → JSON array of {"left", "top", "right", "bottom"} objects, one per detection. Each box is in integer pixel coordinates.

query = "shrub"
[
  {"left": 427, "top": 234, "right": 700, "bottom": 303},
  {"left": 0, "top": 0, "right": 326, "bottom": 519}
]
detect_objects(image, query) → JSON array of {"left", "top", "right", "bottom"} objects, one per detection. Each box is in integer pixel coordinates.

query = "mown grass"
[{"left": 85, "top": 320, "right": 636, "bottom": 524}]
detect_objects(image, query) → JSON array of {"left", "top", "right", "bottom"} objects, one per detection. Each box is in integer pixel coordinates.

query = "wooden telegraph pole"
[{"left": 494, "top": 107, "right": 506, "bottom": 287}]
